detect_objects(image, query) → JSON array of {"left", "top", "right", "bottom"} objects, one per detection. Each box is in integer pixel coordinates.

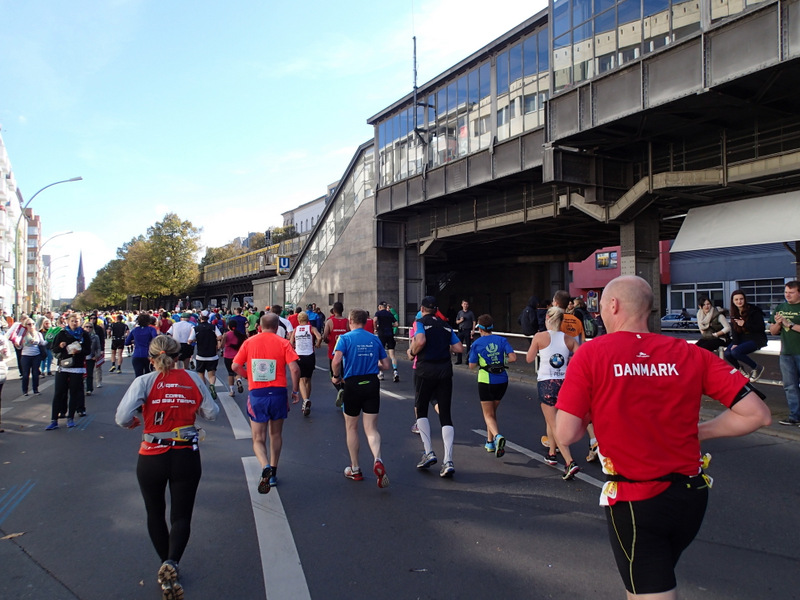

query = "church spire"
[{"left": 76, "top": 251, "right": 85, "bottom": 294}]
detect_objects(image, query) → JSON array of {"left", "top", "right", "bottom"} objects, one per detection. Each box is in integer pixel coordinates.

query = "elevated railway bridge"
[{"left": 195, "top": 0, "right": 800, "bottom": 328}]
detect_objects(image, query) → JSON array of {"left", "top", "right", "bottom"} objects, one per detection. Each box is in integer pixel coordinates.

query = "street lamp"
[
  {"left": 40, "top": 231, "right": 74, "bottom": 251},
  {"left": 13, "top": 177, "right": 82, "bottom": 318}
]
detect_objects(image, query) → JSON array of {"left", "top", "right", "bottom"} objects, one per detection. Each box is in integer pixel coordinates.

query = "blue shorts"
[{"left": 247, "top": 387, "right": 288, "bottom": 422}]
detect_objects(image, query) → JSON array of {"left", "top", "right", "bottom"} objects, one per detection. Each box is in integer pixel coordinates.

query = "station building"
[{"left": 247, "top": 0, "right": 800, "bottom": 330}]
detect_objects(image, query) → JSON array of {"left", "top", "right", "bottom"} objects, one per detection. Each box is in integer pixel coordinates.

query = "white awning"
[{"left": 670, "top": 191, "right": 800, "bottom": 253}]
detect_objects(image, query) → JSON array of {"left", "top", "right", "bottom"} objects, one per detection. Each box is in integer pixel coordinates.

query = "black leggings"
[
  {"left": 136, "top": 449, "right": 202, "bottom": 563},
  {"left": 414, "top": 374, "right": 454, "bottom": 427}
]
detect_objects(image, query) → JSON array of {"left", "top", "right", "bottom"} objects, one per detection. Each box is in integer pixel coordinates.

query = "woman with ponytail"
[{"left": 116, "top": 334, "right": 219, "bottom": 600}]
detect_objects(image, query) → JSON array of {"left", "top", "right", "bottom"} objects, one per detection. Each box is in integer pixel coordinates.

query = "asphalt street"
[{"left": 1, "top": 341, "right": 798, "bottom": 600}]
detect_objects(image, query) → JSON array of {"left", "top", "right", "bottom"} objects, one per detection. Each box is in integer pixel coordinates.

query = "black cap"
[{"left": 420, "top": 296, "right": 437, "bottom": 309}]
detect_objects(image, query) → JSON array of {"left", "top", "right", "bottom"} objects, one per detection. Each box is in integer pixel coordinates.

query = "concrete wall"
[{"left": 296, "top": 196, "right": 381, "bottom": 315}]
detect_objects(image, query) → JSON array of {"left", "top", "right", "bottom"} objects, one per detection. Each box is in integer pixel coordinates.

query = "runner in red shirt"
[
  {"left": 322, "top": 302, "right": 349, "bottom": 406},
  {"left": 556, "top": 275, "right": 771, "bottom": 598},
  {"left": 116, "top": 335, "right": 219, "bottom": 600}
]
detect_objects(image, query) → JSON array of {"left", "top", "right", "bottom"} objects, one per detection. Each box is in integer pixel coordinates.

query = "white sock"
[
  {"left": 442, "top": 425, "right": 455, "bottom": 463},
  {"left": 417, "top": 417, "right": 432, "bottom": 453}
]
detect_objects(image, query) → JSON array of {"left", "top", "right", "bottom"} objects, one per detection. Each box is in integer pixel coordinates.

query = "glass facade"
[
  {"left": 285, "top": 147, "right": 374, "bottom": 305},
  {"left": 377, "top": 24, "right": 549, "bottom": 187},
  {"left": 552, "top": 0, "right": 770, "bottom": 93}
]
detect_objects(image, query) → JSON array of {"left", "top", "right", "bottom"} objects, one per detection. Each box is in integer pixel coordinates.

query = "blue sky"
[{"left": 1, "top": 0, "right": 544, "bottom": 299}]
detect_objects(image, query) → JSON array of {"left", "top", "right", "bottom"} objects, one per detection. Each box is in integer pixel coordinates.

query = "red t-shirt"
[
  {"left": 287, "top": 313, "right": 300, "bottom": 329},
  {"left": 140, "top": 370, "right": 205, "bottom": 456},
  {"left": 233, "top": 332, "right": 298, "bottom": 390},
  {"left": 326, "top": 316, "right": 349, "bottom": 360},
  {"left": 557, "top": 331, "right": 746, "bottom": 503}
]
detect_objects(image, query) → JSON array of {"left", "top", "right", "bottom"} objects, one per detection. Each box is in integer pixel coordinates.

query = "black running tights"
[{"left": 136, "top": 449, "right": 202, "bottom": 563}]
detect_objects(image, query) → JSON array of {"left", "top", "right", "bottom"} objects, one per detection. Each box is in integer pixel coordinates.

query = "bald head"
[
  {"left": 260, "top": 312, "right": 280, "bottom": 332},
  {"left": 600, "top": 276, "right": 653, "bottom": 332}
]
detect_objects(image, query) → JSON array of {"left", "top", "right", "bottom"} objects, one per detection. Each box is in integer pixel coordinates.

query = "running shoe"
[
  {"left": 563, "top": 461, "right": 580, "bottom": 480},
  {"left": 97, "top": 383, "right": 102, "bottom": 388},
  {"left": 236, "top": 379, "right": 244, "bottom": 394},
  {"left": 393, "top": 371, "right": 399, "bottom": 383},
  {"left": 778, "top": 416, "right": 800, "bottom": 426},
  {"left": 586, "top": 442, "right": 599, "bottom": 462},
  {"left": 750, "top": 365, "right": 765, "bottom": 382},
  {"left": 45, "top": 420, "right": 59, "bottom": 431},
  {"left": 411, "top": 422, "right": 420, "bottom": 434},
  {"left": 344, "top": 466, "right": 363, "bottom": 481},
  {"left": 258, "top": 466, "right": 271, "bottom": 494},
  {"left": 416, "top": 451, "right": 437, "bottom": 469},
  {"left": 377, "top": 372, "right": 384, "bottom": 381},
  {"left": 86, "top": 391, "right": 92, "bottom": 396},
  {"left": 495, "top": 434, "right": 506, "bottom": 458},
  {"left": 301, "top": 399, "right": 311, "bottom": 417},
  {"left": 157, "top": 560, "right": 183, "bottom": 600},
  {"left": 335, "top": 388, "right": 345, "bottom": 408},
  {"left": 544, "top": 454, "right": 558, "bottom": 466},
  {"left": 78, "top": 410, "right": 87, "bottom": 417},
  {"left": 109, "top": 365, "right": 116, "bottom": 373},
  {"left": 67, "top": 419, "right": 76, "bottom": 428},
  {"left": 485, "top": 441, "right": 496, "bottom": 453},
  {"left": 268, "top": 475, "right": 278, "bottom": 488},
  {"left": 374, "top": 459, "right": 390, "bottom": 488},
  {"left": 439, "top": 461, "right": 455, "bottom": 478}
]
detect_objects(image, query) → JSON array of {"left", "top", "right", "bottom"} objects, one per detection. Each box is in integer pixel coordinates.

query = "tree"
[
  {"left": 271, "top": 225, "right": 297, "bottom": 244},
  {"left": 200, "top": 241, "right": 243, "bottom": 269},
  {"left": 80, "top": 259, "right": 126, "bottom": 308},
  {"left": 145, "top": 213, "right": 201, "bottom": 297}
]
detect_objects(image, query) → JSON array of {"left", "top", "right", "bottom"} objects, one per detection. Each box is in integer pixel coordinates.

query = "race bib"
[{"left": 251, "top": 358, "right": 277, "bottom": 382}]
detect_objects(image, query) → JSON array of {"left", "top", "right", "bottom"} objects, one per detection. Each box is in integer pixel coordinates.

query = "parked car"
[{"left": 660, "top": 312, "right": 698, "bottom": 330}]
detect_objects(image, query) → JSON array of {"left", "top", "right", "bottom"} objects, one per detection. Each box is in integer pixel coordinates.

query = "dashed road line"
[
  {"left": 242, "top": 457, "right": 311, "bottom": 600},
  {"left": 473, "top": 428, "right": 603, "bottom": 488},
  {"left": 0, "top": 480, "right": 37, "bottom": 526}
]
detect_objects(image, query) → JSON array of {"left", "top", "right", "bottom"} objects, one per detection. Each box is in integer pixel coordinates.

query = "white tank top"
[
  {"left": 294, "top": 324, "right": 314, "bottom": 356},
  {"left": 537, "top": 330, "right": 570, "bottom": 381}
]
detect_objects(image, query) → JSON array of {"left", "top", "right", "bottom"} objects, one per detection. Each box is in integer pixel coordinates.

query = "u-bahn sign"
[{"left": 278, "top": 256, "right": 290, "bottom": 274}]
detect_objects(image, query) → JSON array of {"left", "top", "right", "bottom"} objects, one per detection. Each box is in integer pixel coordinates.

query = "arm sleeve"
[
  {"left": 185, "top": 371, "right": 220, "bottom": 421},
  {"left": 115, "top": 374, "right": 154, "bottom": 427}
]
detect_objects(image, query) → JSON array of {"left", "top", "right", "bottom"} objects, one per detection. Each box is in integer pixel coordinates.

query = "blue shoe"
[
  {"left": 45, "top": 420, "right": 59, "bottom": 431},
  {"left": 67, "top": 419, "right": 76, "bottom": 428},
  {"left": 485, "top": 441, "right": 496, "bottom": 453},
  {"left": 495, "top": 434, "right": 506, "bottom": 458},
  {"left": 416, "top": 451, "right": 437, "bottom": 469},
  {"left": 268, "top": 475, "right": 278, "bottom": 487}
]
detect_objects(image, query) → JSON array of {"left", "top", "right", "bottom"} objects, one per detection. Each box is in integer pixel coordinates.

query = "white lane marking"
[
  {"left": 242, "top": 457, "right": 311, "bottom": 600},
  {"left": 380, "top": 389, "right": 405, "bottom": 400},
  {"left": 219, "top": 386, "right": 252, "bottom": 439},
  {"left": 473, "top": 428, "right": 603, "bottom": 488}
]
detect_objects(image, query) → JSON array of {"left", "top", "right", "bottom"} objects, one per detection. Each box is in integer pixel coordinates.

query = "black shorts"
[
  {"left": 478, "top": 381, "right": 508, "bottom": 402},
  {"left": 378, "top": 334, "right": 396, "bottom": 350},
  {"left": 537, "top": 379, "right": 562, "bottom": 407},
  {"left": 179, "top": 343, "right": 194, "bottom": 361},
  {"left": 223, "top": 357, "right": 236, "bottom": 376},
  {"left": 414, "top": 375, "right": 453, "bottom": 427},
  {"left": 606, "top": 478, "right": 709, "bottom": 594},
  {"left": 111, "top": 339, "right": 125, "bottom": 350},
  {"left": 342, "top": 374, "right": 380, "bottom": 416},
  {"left": 195, "top": 358, "right": 218, "bottom": 373},
  {"left": 297, "top": 354, "right": 316, "bottom": 379}
]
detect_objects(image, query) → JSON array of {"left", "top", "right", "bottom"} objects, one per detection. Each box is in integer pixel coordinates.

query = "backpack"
[
  {"left": 518, "top": 306, "right": 536, "bottom": 336},
  {"left": 583, "top": 314, "right": 598, "bottom": 339}
]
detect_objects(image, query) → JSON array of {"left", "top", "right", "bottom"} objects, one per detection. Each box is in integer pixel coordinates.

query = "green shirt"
[
  {"left": 770, "top": 301, "right": 800, "bottom": 355},
  {"left": 247, "top": 312, "right": 259, "bottom": 332}
]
